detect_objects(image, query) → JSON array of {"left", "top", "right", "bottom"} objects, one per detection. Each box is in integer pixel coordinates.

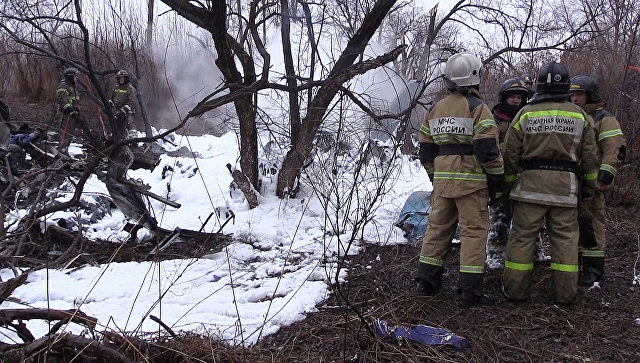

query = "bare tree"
[{"left": 159, "top": 0, "right": 404, "bottom": 203}]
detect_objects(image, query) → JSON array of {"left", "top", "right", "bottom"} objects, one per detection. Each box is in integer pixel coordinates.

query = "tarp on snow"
[
  {"left": 395, "top": 190, "right": 459, "bottom": 245},
  {"left": 395, "top": 191, "right": 431, "bottom": 246}
]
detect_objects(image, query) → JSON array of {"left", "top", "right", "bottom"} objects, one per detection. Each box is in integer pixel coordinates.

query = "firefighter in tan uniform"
[
  {"left": 502, "top": 62, "right": 599, "bottom": 305},
  {"left": 56, "top": 67, "right": 98, "bottom": 153},
  {"left": 417, "top": 53, "right": 505, "bottom": 308},
  {"left": 105, "top": 69, "right": 156, "bottom": 242},
  {"left": 569, "top": 75, "right": 626, "bottom": 286},
  {"left": 110, "top": 70, "right": 137, "bottom": 127},
  {"left": 487, "top": 78, "right": 528, "bottom": 268},
  {"left": 487, "top": 78, "right": 549, "bottom": 268}
]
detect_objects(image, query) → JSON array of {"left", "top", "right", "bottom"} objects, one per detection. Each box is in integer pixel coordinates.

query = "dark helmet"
[
  {"left": 64, "top": 67, "right": 79, "bottom": 77},
  {"left": 535, "top": 62, "right": 570, "bottom": 94},
  {"left": 116, "top": 69, "right": 129, "bottom": 84},
  {"left": 499, "top": 77, "right": 529, "bottom": 103},
  {"left": 569, "top": 75, "right": 601, "bottom": 103},
  {"left": 521, "top": 73, "right": 534, "bottom": 84}
]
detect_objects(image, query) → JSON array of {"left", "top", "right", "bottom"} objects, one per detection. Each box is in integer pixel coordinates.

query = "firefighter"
[
  {"left": 487, "top": 78, "right": 550, "bottom": 269},
  {"left": 109, "top": 70, "right": 137, "bottom": 129},
  {"left": 569, "top": 75, "right": 626, "bottom": 286},
  {"left": 486, "top": 77, "right": 529, "bottom": 268},
  {"left": 56, "top": 67, "right": 96, "bottom": 153},
  {"left": 502, "top": 62, "right": 599, "bottom": 305},
  {"left": 105, "top": 69, "right": 156, "bottom": 242},
  {"left": 417, "top": 52, "right": 505, "bottom": 308},
  {"left": 521, "top": 73, "right": 535, "bottom": 99}
]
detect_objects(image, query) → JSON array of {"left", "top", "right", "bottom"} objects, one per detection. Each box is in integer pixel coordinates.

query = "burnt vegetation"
[{"left": 0, "top": 0, "right": 639, "bottom": 361}]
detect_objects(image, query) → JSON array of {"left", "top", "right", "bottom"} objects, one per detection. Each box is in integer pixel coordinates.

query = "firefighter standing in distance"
[
  {"left": 105, "top": 69, "right": 156, "bottom": 242},
  {"left": 521, "top": 73, "right": 535, "bottom": 99},
  {"left": 110, "top": 70, "right": 137, "bottom": 128},
  {"left": 569, "top": 75, "right": 626, "bottom": 286},
  {"left": 56, "top": 67, "right": 96, "bottom": 153},
  {"left": 417, "top": 52, "right": 505, "bottom": 308},
  {"left": 502, "top": 62, "right": 599, "bottom": 305}
]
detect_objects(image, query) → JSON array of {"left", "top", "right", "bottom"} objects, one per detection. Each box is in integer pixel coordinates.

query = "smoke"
[{"left": 148, "top": 18, "right": 235, "bottom": 136}]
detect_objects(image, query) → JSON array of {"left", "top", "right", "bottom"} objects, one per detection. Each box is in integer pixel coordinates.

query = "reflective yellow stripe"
[
  {"left": 114, "top": 89, "right": 128, "bottom": 94},
  {"left": 434, "top": 172, "right": 487, "bottom": 182},
  {"left": 550, "top": 262, "right": 579, "bottom": 272},
  {"left": 584, "top": 171, "right": 598, "bottom": 180},
  {"left": 433, "top": 134, "right": 473, "bottom": 144},
  {"left": 460, "top": 265, "right": 484, "bottom": 274},
  {"left": 419, "top": 256, "right": 444, "bottom": 266},
  {"left": 581, "top": 250, "right": 605, "bottom": 258},
  {"left": 600, "top": 164, "right": 616, "bottom": 176},
  {"left": 485, "top": 167, "right": 504, "bottom": 175},
  {"left": 514, "top": 110, "right": 586, "bottom": 130},
  {"left": 505, "top": 174, "right": 517, "bottom": 182},
  {"left": 420, "top": 124, "right": 430, "bottom": 135},
  {"left": 474, "top": 119, "right": 497, "bottom": 134},
  {"left": 598, "top": 129, "right": 623, "bottom": 141},
  {"left": 505, "top": 260, "right": 534, "bottom": 271}
]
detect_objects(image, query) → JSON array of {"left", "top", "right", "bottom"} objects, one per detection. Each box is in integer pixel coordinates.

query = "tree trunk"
[
  {"left": 276, "top": 0, "right": 398, "bottom": 198},
  {"left": 146, "top": 0, "right": 154, "bottom": 50}
]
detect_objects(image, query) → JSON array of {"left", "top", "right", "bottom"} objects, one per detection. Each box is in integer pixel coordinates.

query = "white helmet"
[{"left": 444, "top": 52, "right": 482, "bottom": 87}]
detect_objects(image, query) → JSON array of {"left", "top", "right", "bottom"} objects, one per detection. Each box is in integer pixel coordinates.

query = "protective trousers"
[
  {"left": 503, "top": 201, "right": 579, "bottom": 304},
  {"left": 58, "top": 113, "right": 98, "bottom": 151},
  {"left": 580, "top": 192, "right": 605, "bottom": 278},
  {"left": 418, "top": 188, "right": 488, "bottom": 297}
]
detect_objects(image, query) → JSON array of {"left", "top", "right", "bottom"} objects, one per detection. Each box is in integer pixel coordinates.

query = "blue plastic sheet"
[
  {"left": 395, "top": 191, "right": 461, "bottom": 245},
  {"left": 394, "top": 191, "right": 431, "bottom": 246},
  {"left": 372, "top": 317, "right": 469, "bottom": 348}
]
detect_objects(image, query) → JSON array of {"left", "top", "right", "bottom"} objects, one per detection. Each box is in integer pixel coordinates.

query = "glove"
[
  {"left": 115, "top": 109, "right": 126, "bottom": 119},
  {"left": 66, "top": 106, "right": 79, "bottom": 117},
  {"left": 581, "top": 181, "right": 595, "bottom": 201},
  {"left": 486, "top": 173, "right": 506, "bottom": 206}
]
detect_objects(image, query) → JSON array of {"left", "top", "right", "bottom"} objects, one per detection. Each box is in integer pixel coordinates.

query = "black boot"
[
  {"left": 458, "top": 290, "right": 495, "bottom": 308},
  {"left": 581, "top": 256, "right": 604, "bottom": 286},
  {"left": 458, "top": 273, "right": 493, "bottom": 308},
  {"left": 417, "top": 263, "right": 444, "bottom": 295}
]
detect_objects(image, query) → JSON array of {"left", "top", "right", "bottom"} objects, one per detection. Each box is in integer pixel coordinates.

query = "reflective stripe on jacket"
[
  {"left": 582, "top": 103, "right": 626, "bottom": 184},
  {"left": 419, "top": 89, "right": 503, "bottom": 199},
  {"left": 56, "top": 80, "right": 79, "bottom": 113},
  {"left": 502, "top": 101, "right": 599, "bottom": 207}
]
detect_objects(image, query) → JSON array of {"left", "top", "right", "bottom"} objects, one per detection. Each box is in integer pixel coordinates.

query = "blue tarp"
[
  {"left": 395, "top": 190, "right": 460, "bottom": 245},
  {"left": 394, "top": 191, "right": 432, "bottom": 246},
  {"left": 372, "top": 317, "right": 469, "bottom": 348}
]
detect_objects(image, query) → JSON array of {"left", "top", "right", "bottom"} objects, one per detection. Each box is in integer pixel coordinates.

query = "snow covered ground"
[{"left": 0, "top": 131, "right": 431, "bottom": 345}]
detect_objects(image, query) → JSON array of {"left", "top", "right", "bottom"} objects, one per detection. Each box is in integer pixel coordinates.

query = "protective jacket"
[
  {"left": 56, "top": 80, "right": 80, "bottom": 117},
  {"left": 419, "top": 89, "right": 504, "bottom": 198},
  {"left": 111, "top": 84, "right": 137, "bottom": 111},
  {"left": 581, "top": 102, "right": 626, "bottom": 184},
  {"left": 503, "top": 98, "right": 599, "bottom": 208}
]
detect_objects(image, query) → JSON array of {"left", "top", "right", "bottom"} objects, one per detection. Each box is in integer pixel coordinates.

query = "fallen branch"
[
  {"left": 0, "top": 273, "right": 28, "bottom": 304},
  {"left": 150, "top": 314, "right": 178, "bottom": 338},
  {"left": 0, "top": 308, "right": 97, "bottom": 330},
  {"left": 0, "top": 332, "right": 133, "bottom": 362}
]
